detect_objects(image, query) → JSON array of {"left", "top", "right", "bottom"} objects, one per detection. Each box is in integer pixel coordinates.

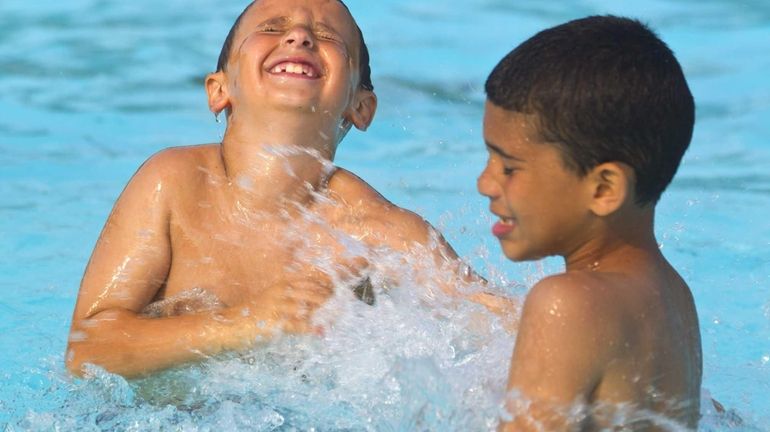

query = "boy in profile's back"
[
  {"left": 66, "top": 0, "right": 480, "bottom": 378},
  {"left": 477, "top": 16, "right": 702, "bottom": 430}
]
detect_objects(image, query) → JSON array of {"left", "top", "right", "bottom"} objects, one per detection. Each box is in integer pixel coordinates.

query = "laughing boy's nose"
[{"left": 283, "top": 26, "right": 314, "bottom": 49}]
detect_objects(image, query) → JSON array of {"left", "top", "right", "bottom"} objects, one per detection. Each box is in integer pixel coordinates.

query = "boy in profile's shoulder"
[{"left": 477, "top": 15, "right": 702, "bottom": 430}]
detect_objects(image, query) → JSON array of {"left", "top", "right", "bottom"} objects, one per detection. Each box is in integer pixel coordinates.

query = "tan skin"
[
  {"left": 66, "top": 0, "right": 490, "bottom": 379},
  {"left": 478, "top": 103, "right": 702, "bottom": 430}
]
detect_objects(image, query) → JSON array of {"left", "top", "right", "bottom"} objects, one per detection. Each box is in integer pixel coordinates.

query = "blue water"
[{"left": 1, "top": 0, "right": 769, "bottom": 430}]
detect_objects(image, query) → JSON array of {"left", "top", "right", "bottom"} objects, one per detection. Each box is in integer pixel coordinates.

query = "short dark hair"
[
  {"left": 216, "top": 0, "right": 373, "bottom": 92},
  {"left": 485, "top": 15, "right": 694, "bottom": 205}
]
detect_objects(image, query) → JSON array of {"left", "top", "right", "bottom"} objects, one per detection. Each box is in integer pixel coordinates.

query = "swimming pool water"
[{"left": 1, "top": 0, "right": 769, "bottom": 430}]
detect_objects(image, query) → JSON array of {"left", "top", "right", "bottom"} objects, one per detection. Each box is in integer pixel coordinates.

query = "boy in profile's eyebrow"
[
  {"left": 65, "top": 0, "right": 483, "bottom": 378},
  {"left": 477, "top": 15, "right": 702, "bottom": 430}
]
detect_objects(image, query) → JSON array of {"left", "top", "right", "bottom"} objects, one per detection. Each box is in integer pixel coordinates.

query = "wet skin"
[
  {"left": 66, "top": 0, "right": 469, "bottom": 378},
  {"left": 479, "top": 103, "right": 702, "bottom": 430}
]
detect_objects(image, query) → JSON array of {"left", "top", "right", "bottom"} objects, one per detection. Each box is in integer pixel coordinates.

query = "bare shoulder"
[
  {"left": 527, "top": 272, "right": 607, "bottom": 306},
  {"left": 328, "top": 167, "right": 434, "bottom": 245},
  {"left": 507, "top": 272, "right": 624, "bottom": 401},
  {"left": 126, "top": 144, "right": 219, "bottom": 199},
  {"left": 522, "top": 272, "right": 624, "bottom": 343},
  {"left": 327, "top": 167, "right": 391, "bottom": 207},
  {"left": 137, "top": 144, "right": 217, "bottom": 181}
]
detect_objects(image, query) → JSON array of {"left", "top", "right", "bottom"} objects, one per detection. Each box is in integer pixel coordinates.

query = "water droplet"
[
  {"left": 235, "top": 175, "right": 255, "bottom": 191},
  {"left": 68, "top": 331, "right": 88, "bottom": 342}
]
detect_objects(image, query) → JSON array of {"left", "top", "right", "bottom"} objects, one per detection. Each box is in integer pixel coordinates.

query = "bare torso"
[
  {"left": 140, "top": 144, "right": 430, "bottom": 311},
  {"left": 66, "top": 143, "right": 448, "bottom": 377},
  {"left": 504, "top": 250, "right": 702, "bottom": 431},
  {"left": 67, "top": 0, "right": 466, "bottom": 377}
]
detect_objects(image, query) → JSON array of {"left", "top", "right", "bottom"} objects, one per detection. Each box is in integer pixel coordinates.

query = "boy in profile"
[
  {"left": 66, "top": 0, "right": 481, "bottom": 378},
  {"left": 477, "top": 16, "right": 702, "bottom": 430}
]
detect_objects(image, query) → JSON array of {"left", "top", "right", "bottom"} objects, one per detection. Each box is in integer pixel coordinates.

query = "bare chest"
[{"left": 161, "top": 200, "right": 369, "bottom": 306}]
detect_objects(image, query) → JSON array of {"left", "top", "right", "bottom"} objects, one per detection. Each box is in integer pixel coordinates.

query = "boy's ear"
[
  {"left": 344, "top": 90, "right": 377, "bottom": 131},
  {"left": 586, "top": 162, "right": 634, "bottom": 216},
  {"left": 205, "top": 71, "right": 230, "bottom": 115}
]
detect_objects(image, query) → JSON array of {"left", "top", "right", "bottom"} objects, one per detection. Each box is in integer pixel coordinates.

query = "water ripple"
[{"left": 673, "top": 175, "right": 770, "bottom": 195}]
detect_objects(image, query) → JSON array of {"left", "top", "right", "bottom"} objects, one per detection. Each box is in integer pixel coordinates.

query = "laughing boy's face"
[{"left": 223, "top": 0, "right": 363, "bottom": 117}]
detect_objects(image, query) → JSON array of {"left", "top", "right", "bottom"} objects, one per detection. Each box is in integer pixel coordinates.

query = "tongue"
[{"left": 492, "top": 221, "right": 515, "bottom": 237}]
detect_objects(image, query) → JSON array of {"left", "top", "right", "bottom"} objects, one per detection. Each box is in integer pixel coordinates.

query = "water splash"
[{"left": 10, "top": 248, "right": 766, "bottom": 431}]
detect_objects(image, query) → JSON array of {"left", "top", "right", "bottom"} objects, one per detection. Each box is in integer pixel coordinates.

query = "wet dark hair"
[
  {"left": 485, "top": 15, "right": 694, "bottom": 205},
  {"left": 216, "top": 0, "right": 373, "bottom": 91}
]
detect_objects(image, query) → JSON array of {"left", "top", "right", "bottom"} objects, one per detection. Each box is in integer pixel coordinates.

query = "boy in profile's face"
[
  {"left": 479, "top": 107, "right": 594, "bottom": 263},
  {"left": 478, "top": 15, "right": 702, "bottom": 430}
]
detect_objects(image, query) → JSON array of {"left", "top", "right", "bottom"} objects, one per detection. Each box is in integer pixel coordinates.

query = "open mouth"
[
  {"left": 268, "top": 60, "right": 320, "bottom": 79},
  {"left": 491, "top": 215, "right": 517, "bottom": 237}
]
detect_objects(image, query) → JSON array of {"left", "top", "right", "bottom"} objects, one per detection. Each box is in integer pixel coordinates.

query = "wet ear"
[
  {"left": 344, "top": 90, "right": 377, "bottom": 131},
  {"left": 587, "top": 162, "right": 633, "bottom": 216},
  {"left": 205, "top": 71, "right": 230, "bottom": 115}
]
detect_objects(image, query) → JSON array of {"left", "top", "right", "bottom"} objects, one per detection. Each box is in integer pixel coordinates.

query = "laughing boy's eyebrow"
[
  {"left": 256, "top": 16, "right": 290, "bottom": 28},
  {"left": 314, "top": 22, "right": 340, "bottom": 34},
  {"left": 254, "top": 18, "right": 344, "bottom": 42},
  {"left": 485, "top": 141, "right": 524, "bottom": 161}
]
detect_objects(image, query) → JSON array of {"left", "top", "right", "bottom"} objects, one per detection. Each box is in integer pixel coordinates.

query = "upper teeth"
[
  {"left": 271, "top": 62, "right": 317, "bottom": 77},
  {"left": 500, "top": 218, "right": 514, "bottom": 225}
]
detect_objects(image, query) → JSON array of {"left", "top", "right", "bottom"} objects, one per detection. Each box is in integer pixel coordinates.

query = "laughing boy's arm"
[{"left": 66, "top": 151, "right": 317, "bottom": 378}]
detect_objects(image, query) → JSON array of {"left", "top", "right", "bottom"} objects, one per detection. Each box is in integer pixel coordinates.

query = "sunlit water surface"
[{"left": 1, "top": 0, "right": 769, "bottom": 430}]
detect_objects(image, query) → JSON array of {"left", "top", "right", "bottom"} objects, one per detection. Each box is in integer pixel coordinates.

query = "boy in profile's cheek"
[{"left": 478, "top": 15, "right": 701, "bottom": 430}]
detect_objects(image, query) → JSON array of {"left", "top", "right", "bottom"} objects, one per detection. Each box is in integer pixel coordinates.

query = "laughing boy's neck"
[
  {"left": 216, "top": 112, "right": 341, "bottom": 211},
  {"left": 225, "top": 109, "right": 342, "bottom": 157}
]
